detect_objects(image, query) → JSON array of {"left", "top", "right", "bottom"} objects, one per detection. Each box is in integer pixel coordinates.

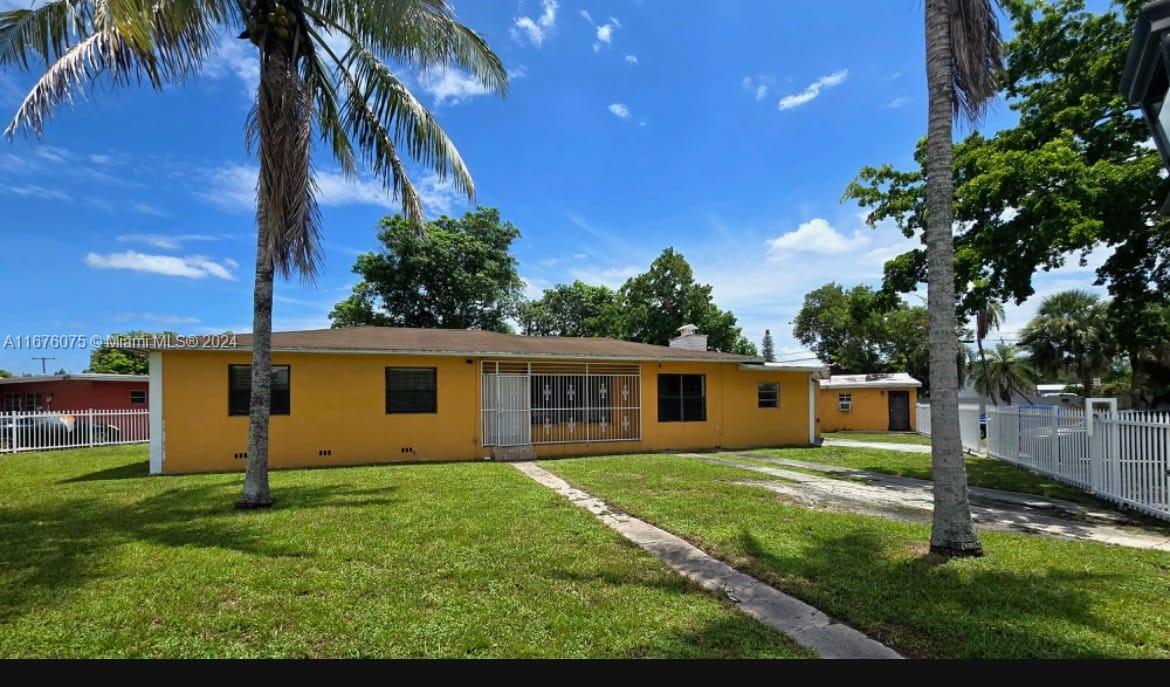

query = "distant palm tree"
[
  {"left": 922, "top": 0, "right": 1002, "bottom": 557},
  {"left": 1020, "top": 290, "right": 1112, "bottom": 396},
  {"left": 971, "top": 342, "right": 1036, "bottom": 404},
  {"left": 2, "top": 0, "right": 507, "bottom": 507}
]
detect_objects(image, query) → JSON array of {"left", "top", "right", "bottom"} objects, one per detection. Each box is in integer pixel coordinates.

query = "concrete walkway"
[
  {"left": 687, "top": 453, "right": 1170, "bottom": 552},
  {"left": 822, "top": 438, "right": 932, "bottom": 454},
  {"left": 511, "top": 462, "right": 902, "bottom": 659}
]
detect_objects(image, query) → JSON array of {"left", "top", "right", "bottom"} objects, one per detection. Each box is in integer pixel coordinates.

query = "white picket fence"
[
  {"left": 987, "top": 405, "right": 1170, "bottom": 522},
  {"left": 915, "top": 402, "right": 982, "bottom": 453},
  {"left": 0, "top": 409, "right": 150, "bottom": 454}
]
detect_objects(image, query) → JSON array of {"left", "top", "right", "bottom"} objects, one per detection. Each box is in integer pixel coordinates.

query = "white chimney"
[{"left": 669, "top": 324, "right": 708, "bottom": 351}]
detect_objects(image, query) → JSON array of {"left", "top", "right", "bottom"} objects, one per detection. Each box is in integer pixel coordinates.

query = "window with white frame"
[
  {"left": 757, "top": 382, "right": 779, "bottom": 409},
  {"left": 837, "top": 392, "right": 853, "bottom": 412}
]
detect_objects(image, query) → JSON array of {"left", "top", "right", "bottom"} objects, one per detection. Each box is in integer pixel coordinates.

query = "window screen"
[
  {"left": 386, "top": 368, "right": 437, "bottom": 414},
  {"left": 229, "top": 365, "right": 290, "bottom": 416},
  {"left": 657, "top": 374, "right": 706, "bottom": 422},
  {"left": 757, "top": 383, "right": 779, "bottom": 408}
]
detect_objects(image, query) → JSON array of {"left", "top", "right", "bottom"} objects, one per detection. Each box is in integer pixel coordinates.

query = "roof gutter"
[{"left": 146, "top": 346, "right": 762, "bottom": 365}]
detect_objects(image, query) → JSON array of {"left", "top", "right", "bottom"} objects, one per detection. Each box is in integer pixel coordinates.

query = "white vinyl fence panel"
[
  {"left": 987, "top": 405, "right": 1170, "bottom": 522},
  {"left": 916, "top": 402, "right": 980, "bottom": 453},
  {"left": 0, "top": 409, "right": 150, "bottom": 454}
]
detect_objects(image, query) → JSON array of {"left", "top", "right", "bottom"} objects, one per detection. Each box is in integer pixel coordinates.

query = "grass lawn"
[
  {"left": 748, "top": 445, "right": 1099, "bottom": 506},
  {"left": 0, "top": 446, "right": 809, "bottom": 658},
  {"left": 823, "top": 432, "right": 932, "bottom": 446},
  {"left": 541, "top": 453, "right": 1170, "bottom": 659}
]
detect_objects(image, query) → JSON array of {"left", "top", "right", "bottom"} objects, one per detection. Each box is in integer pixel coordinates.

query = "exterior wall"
[
  {"left": 158, "top": 351, "right": 814, "bottom": 474},
  {"left": 816, "top": 386, "right": 918, "bottom": 433},
  {"left": 0, "top": 379, "right": 148, "bottom": 411}
]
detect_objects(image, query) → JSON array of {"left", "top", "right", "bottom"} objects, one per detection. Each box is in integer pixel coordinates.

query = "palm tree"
[
  {"left": 974, "top": 300, "right": 1004, "bottom": 403},
  {"left": 971, "top": 342, "right": 1035, "bottom": 404},
  {"left": 1019, "top": 290, "right": 1112, "bottom": 396},
  {"left": 923, "top": 0, "right": 1002, "bottom": 557},
  {"left": 2, "top": 0, "right": 507, "bottom": 507}
]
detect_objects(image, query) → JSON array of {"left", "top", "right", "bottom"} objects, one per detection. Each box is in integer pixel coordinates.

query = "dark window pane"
[
  {"left": 229, "top": 365, "right": 290, "bottom": 416},
  {"left": 682, "top": 375, "right": 704, "bottom": 396},
  {"left": 658, "top": 374, "right": 680, "bottom": 395},
  {"left": 386, "top": 368, "right": 437, "bottom": 413},
  {"left": 682, "top": 396, "right": 706, "bottom": 422},
  {"left": 658, "top": 397, "right": 682, "bottom": 422}
]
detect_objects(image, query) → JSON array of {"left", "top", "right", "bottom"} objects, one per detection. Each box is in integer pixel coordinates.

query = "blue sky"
[{"left": 0, "top": 0, "right": 1111, "bottom": 374}]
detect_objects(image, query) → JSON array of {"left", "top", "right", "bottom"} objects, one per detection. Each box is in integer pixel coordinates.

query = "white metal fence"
[
  {"left": 916, "top": 402, "right": 981, "bottom": 453},
  {"left": 987, "top": 404, "right": 1170, "bottom": 521},
  {"left": 0, "top": 409, "right": 150, "bottom": 454}
]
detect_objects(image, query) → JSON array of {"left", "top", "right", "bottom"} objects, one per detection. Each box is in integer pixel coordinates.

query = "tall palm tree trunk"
[
  {"left": 239, "top": 40, "right": 294, "bottom": 509},
  {"left": 924, "top": 0, "right": 982, "bottom": 557},
  {"left": 240, "top": 229, "right": 274, "bottom": 508}
]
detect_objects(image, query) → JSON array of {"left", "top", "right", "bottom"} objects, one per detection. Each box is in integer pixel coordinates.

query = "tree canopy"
[
  {"left": 86, "top": 330, "right": 174, "bottom": 375},
  {"left": 793, "top": 282, "right": 934, "bottom": 387},
  {"left": 518, "top": 281, "right": 620, "bottom": 337},
  {"left": 330, "top": 208, "right": 524, "bottom": 333},
  {"left": 843, "top": 0, "right": 1168, "bottom": 401},
  {"left": 762, "top": 330, "right": 776, "bottom": 363}
]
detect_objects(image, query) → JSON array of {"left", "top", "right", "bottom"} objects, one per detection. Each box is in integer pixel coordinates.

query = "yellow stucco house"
[
  {"left": 816, "top": 373, "right": 921, "bottom": 433},
  {"left": 144, "top": 326, "right": 829, "bottom": 474}
]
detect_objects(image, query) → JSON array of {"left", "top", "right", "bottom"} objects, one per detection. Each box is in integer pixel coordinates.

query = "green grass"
[
  {"left": 823, "top": 432, "right": 932, "bottom": 446},
  {"left": 540, "top": 453, "right": 1170, "bottom": 658},
  {"left": 749, "top": 445, "right": 1100, "bottom": 506},
  {"left": 0, "top": 446, "right": 809, "bottom": 658}
]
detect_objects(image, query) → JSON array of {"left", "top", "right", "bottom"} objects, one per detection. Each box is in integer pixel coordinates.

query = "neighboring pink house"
[{"left": 0, "top": 373, "right": 149, "bottom": 412}]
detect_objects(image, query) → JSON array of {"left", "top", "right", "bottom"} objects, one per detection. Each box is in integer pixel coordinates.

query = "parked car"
[{"left": 0, "top": 414, "right": 121, "bottom": 450}]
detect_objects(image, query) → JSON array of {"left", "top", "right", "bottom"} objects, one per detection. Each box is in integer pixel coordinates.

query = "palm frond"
[
  {"left": 0, "top": 0, "right": 92, "bottom": 69},
  {"left": 948, "top": 0, "right": 1003, "bottom": 123},
  {"left": 304, "top": 0, "right": 507, "bottom": 94}
]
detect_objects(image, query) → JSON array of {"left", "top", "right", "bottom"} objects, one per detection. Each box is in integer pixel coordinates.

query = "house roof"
[
  {"left": 0, "top": 373, "right": 148, "bottom": 386},
  {"left": 737, "top": 360, "right": 830, "bottom": 377},
  {"left": 819, "top": 372, "right": 922, "bottom": 389},
  {"left": 149, "top": 327, "right": 763, "bottom": 363}
]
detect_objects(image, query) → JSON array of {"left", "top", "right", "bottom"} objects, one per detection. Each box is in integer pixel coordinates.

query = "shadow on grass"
[
  {"left": 59, "top": 461, "right": 150, "bottom": 483},
  {"left": 735, "top": 528, "right": 1121, "bottom": 658},
  {"left": 626, "top": 614, "right": 810, "bottom": 658},
  {"left": 0, "top": 481, "right": 398, "bottom": 625}
]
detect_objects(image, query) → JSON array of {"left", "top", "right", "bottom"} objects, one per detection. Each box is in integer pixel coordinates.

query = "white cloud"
[
  {"left": 742, "top": 75, "right": 773, "bottom": 102},
  {"left": 596, "top": 23, "right": 615, "bottom": 43},
  {"left": 3, "top": 184, "right": 72, "bottom": 201},
  {"left": 115, "top": 312, "right": 203, "bottom": 325},
  {"left": 568, "top": 264, "right": 639, "bottom": 288},
  {"left": 884, "top": 96, "right": 909, "bottom": 109},
  {"left": 85, "top": 251, "right": 238, "bottom": 280},
  {"left": 116, "top": 233, "right": 221, "bottom": 250},
  {"left": 579, "top": 10, "right": 593, "bottom": 23},
  {"left": 203, "top": 36, "right": 260, "bottom": 96},
  {"left": 625, "top": 54, "right": 639, "bottom": 64},
  {"left": 766, "top": 218, "right": 871, "bottom": 258},
  {"left": 88, "top": 154, "right": 111, "bottom": 164},
  {"left": 608, "top": 103, "right": 630, "bottom": 119},
  {"left": 778, "top": 69, "right": 848, "bottom": 110},
  {"left": 512, "top": 0, "right": 558, "bottom": 46},
  {"left": 417, "top": 65, "right": 491, "bottom": 105}
]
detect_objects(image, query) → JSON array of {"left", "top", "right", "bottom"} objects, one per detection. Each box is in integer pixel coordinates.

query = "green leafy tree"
[
  {"left": 761, "top": 330, "right": 775, "bottom": 363},
  {"left": 86, "top": 331, "right": 177, "bottom": 375},
  {"left": 518, "top": 281, "right": 620, "bottom": 337},
  {"left": 0, "top": 369, "right": 10, "bottom": 378},
  {"left": 971, "top": 342, "right": 1037, "bottom": 404},
  {"left": 1019, "top": 290, "right": 1113, "bottom": 395},
  {"left": 2, "top": 0, "right": 507, "bottom": 507},
  {"left": 844, "top": 0, "right": 1167, "bottom": 404},
  {"left": 617, "top": 248, "right": 754, "bottom": 355},
  {"left": 331, "top": 208, "right": 524, "bottom": 333}
]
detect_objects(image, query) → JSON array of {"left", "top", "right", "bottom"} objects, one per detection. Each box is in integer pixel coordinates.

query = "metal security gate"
[{"left": 481, "top": 361, "right": 641, "bottom": 447}]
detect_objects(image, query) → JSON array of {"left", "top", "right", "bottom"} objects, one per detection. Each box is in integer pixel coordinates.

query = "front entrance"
[{"left": 888, "top": 390, "right": 911, "bottom": 431}]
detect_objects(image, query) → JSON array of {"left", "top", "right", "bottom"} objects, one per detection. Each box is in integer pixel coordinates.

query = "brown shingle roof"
[{"left": 183, "top": 327, "right": 759, "bottom": 362}]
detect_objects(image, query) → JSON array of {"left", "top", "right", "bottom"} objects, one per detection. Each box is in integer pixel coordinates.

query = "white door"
[{"left": 495, "top": 374, "right": 531, "bottom": 446}]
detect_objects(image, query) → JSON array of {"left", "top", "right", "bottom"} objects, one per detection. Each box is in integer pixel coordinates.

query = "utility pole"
[{"left": 31, "top": 356, "right": 55, "bottom": 374}]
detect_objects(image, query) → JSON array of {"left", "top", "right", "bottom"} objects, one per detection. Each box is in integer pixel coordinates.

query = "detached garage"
[{"left": 816, "top": 373, "right": 921, "bottom": 433}]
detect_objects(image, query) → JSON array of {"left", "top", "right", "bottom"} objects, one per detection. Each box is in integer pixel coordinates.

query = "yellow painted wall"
[
  {"left": 816, "top": 386, "right": 918, "bottom": 433},
  {"left": 159, "top": 351, "right": 815, "bottom": 473}
]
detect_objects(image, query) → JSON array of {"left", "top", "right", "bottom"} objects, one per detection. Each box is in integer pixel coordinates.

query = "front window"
[
  {"left": 657, "top": 374, "right": 706, "bottom": 423},
  {"left": 129, "top": 390, "right": 147, "bottom": 405},
  {"left": 229, "top": 365, "right": 290, "bottom": 416},
  {"left": 25, "top": 393, "right": 42, "bottom": 411},
  {"left": 757, "top": 382, "right": 779, "bottom": 409},
  {"left": 386, "top": 368, "right": 437, "bottom": 414},
  {"left": 838, "top": 392, "right": 853, "bottom": 412},
  {"left": 3, "top": 393, "right": 20, "bottom": 411}
]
